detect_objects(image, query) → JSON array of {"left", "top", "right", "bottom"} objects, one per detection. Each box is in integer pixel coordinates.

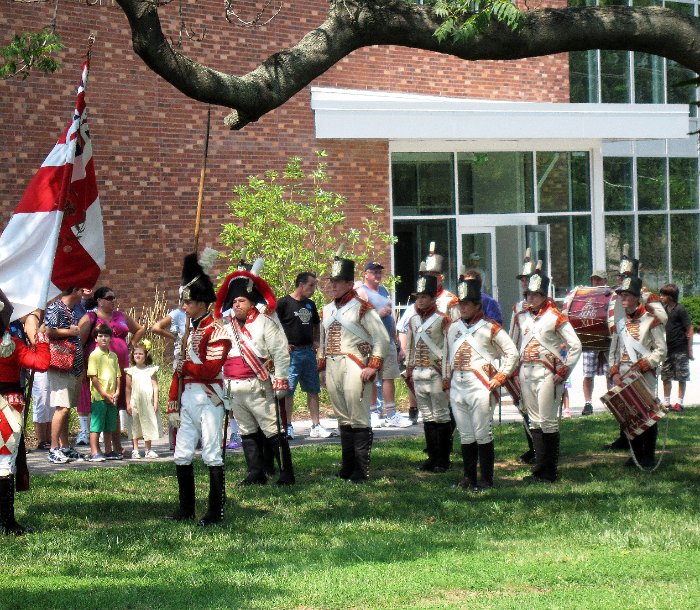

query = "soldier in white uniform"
[
  {"left": 405, "top": 273, "right": 452, "bottom": 472},
  {"left": 443, "top": 277, "right": 518, "bottom": 491},
  {"left": 514, "top": 268, "right": 582, "bottom": 483},
  {"left": 319, "top": 251, "right": 389, "bottom": 482},
  {"left": 608, "top": 276, "right": 667, "bottom": 468},
  {"left": 166, "top": 253, "right": 232, "bottom": 526},
  {"left": 214, "top": 261, "right": 294, "bottom": 485}
]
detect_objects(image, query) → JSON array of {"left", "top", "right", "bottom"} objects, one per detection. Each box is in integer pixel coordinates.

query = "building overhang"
[{"left": 311, "top": 87, "right": 690, "bottom": 141}]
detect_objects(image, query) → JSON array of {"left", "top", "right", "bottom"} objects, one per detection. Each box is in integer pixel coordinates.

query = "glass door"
[{"left": 459, "top": 228, "right": 496, "bottom": 298}]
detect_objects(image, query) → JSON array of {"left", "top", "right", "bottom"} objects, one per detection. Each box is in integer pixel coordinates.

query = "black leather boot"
[
  {"left": 268, "top": 433, "right": 295, "bottom": 485},
  {"left": 457, "top": 443, "right": 478, "bottom": 491},
  {"left": 477, "top": 441, "right": 495, "bottom": 489},
  {"left": 542, "top": 431, "right": 560, "bottom": 482},
  {"left": 433, "top": 422, "right": 453, "bottom": 473},
  {"left": 629, "top": 433, "right": 646, "bottom": 468},
  {"left": 518, "top": 413, "right": 536, "bottom": 464},
  {"left": 523, "top": 428, "right": 548, "bottom": 482},
  {"left": 418, "top": 421, "right": 437, "bottom": 471},
  {"left": 0, "top": 475, "right": 31, "bottom": 535},
  {"left": 603, "top": 424, "right": 628, "bottom": 451},
  {"left": 198, "top": 465, "right": 225, "bottom": 526},
  {"left": 165, "top": 464, "right": 196, "bottom": 521},
  {"left": 338, "top": 425, "right": 355, "bottom": 479},
  {"left": 238, "top": 433, "right": 267, "bottom": 485},
  {"left": 641, "top": 424, "right": 658, "bottom": 468},
  {"left": 350, "top": 427, "right": 373, "bottom": 483}
]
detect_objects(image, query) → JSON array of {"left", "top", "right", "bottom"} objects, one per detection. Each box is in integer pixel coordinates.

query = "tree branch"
[{"left": 114, "top": 0, "right": 700, "bottom": 130}]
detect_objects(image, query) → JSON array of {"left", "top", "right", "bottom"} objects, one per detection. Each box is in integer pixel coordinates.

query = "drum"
[
  {"left": 562, "top": 286, "right": 621, "bottom": 352},
  {"left": 600, "top": 371, "right": 667, "bottom": 440}
]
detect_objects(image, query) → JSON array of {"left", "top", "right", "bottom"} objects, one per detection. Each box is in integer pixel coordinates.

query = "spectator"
[
  {"left": 659, "top": 283, "right": 694, "bottom": 412},
  {"left": 125, "top": 341, "right": 160, "bottom": 459},
  {"left": 277, "top": 272, "right": 335, "bottom": 439}
]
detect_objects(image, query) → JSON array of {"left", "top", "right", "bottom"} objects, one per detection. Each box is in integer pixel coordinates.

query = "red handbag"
[{"left": 49, "top": 339, "right": 77, "bottom": 371}]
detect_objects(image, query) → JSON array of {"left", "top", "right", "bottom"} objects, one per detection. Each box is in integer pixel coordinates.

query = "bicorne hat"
[{"left": 215, "top": 258, "right": 277, "bottom": 318}]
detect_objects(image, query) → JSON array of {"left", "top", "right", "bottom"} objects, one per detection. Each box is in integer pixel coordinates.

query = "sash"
[
  {"left": 519, "top": 316, "right": 561, "bottom": 362},
  {"left": 414, "top": 312, "right": 442, "bottom": 359},
  {"left": 449, "top": 319, "right": 496, "bottom": 366},
  {"left": 323, "top": 300, "right": 372, "bottom": 345},
  {"left": 617, "top": 318, "right": 651, "bottom": 364},
  {"left": 230, "top": 319, "right": 270, "bottom": 381}
]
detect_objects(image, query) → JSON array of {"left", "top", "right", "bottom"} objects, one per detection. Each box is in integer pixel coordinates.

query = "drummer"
[
  {"left": 580, "top": 270, "right": 611, "bottom": 417},
  {"left": 608, "top": 276, "right": 667, "bottom": 468}
]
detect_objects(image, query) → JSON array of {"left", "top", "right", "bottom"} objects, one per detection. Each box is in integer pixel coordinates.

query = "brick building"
[{"left": 2, "top": 0, "right": 698, "bottom": 325}]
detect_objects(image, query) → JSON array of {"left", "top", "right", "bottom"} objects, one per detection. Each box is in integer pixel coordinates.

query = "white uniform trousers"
[
  {"left": 173, "top": 384, "right": 224, "bottom": 467},
  {"left": 226, "top": 377, "right": 278, "bottom": 438},
  {"left": 413, "top": 367, "right": 450, "bottom": 424},
  {"left": 325, "top": 355, "right": 372, "bottom": 428},
  {"left": 520, "top": 362, "right": 563, "bottom": 434},
  {"left": 0, "top": 396, "right": 23, "bottom": 477},
  {"left": 450, "top": 371, "right": 495, "bottom": 444}
]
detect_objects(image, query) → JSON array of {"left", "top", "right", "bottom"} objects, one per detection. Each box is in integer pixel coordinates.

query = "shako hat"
[
  {"left": 329, "top": 244, "right": 355, "bottom": 282},
  {"left": 526, "top": 261, "right": 550, "bottom": 296},
  {"left": 412, "top": 263, "right": 438, "bottom": 297},
  {"left": 458, "top": 276, "right": 481, "bottom": 303},
  {"left": 424, "top": 241, "right": 444, "bottom": 274},
  {"left": 180, "top": 248, "right": 218, "bottom": 304},
  {"left": 235, "top": 245, "right": 253, "bottom": 272},
  {"left": 215, "top": 258, "right": 277, "bottom": 318},
  {"left": 619, "top": 244, "right": 639, "bottom": 278},
  {"left": 616, "top": 276, "right": 642, "bottom": 298},
  {"left": 516, "top": 247, "right": 535, "bottom": 280}
]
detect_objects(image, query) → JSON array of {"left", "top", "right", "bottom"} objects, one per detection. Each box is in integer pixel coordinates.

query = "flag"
[{"left": 0, "top": 59, "right": 105, "bottom": 322}]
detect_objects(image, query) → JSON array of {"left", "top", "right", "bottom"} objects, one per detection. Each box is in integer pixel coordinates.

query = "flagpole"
[{"left": 193, "top": 105, "right": 211, "bottom": 252}]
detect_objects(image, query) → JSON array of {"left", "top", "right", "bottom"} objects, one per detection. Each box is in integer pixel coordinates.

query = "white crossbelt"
[
  {"left": 616, "top": 318, "right": 651, "bottom": 364},
  {"left": 450, "top": 319, "right": 498, "bottom": 367},
  {"left": 323, "top": 300, "right": 372, "bottom": 344},
  {"left": 519, "top": 317, "right": 561, "bottom": 362},
  {"left": 414, "top": 312, "right": 442, "bottom": 359}
]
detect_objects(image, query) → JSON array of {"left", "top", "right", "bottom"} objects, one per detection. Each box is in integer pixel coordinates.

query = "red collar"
[
  {"left": 335, "top": 289, "right": 356, "bottom": 307},
  {"left": 531, "top": 298, "right": 553, "bottom": 318},
  {"left": 463, "top": 311, "right": 484, "bottom": 326},
  {"left": 627, "top": 304, "right": 646, "bottom": 320},
  {"left": 417, "top": 304, "right": 437, "bottom": 320}
]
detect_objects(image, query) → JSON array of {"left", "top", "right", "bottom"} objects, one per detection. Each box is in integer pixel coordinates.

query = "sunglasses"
[{"left": 101, "top": 295, "right": 116, "bottom": 301}]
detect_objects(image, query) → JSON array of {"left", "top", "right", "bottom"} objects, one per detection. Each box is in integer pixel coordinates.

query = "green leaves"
[
  {"left": 1, "top": 29, "right": 64, "bottom": 80},
  {"left": 220, "top": 151, "right": 397, "bottom": 304},
  {"left": 433, "top": 0, "right": 523, "bottom": 44}
]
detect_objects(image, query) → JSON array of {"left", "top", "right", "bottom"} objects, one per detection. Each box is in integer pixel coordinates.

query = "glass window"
[
  {"left": 540, "top": 215, "right": 592, "bottom": 297},
  {"left": 669, "top": 158, "right": 699, "bottom": 210},
  {"left": 637, "top": 157, "right": 666, "bottom": 210},
  {"left": 392, "top": 153, "right": 455, "bottom": 216},
  {"left": 393, "top": 219, "right": 457, "bottom": 304},
  {"left": 537, "top": 151, "right": 590, "bottom": 212},
  {"left": 604, "top": 157, "right": 634, "bottom": 211},
  {"left": 634, "top": 52, "right": 665, "bottom": 103},
  {"left": 601, "top": 50, "right": 631, "bottom": 103},
  {"left": 638, "top": 214, "right": 668, "bottom": 291},
  {"left": 570, "top": 51, "right": 599, "bottom": 103},
  {"left": 605, "top": 215, "right": 635, "bottom": 275},
  {"left": 457, "top": 152, "right": 534, "bottom": 214},
  {"left": 670, "top": 213, "right": 700, "bottom": 296}
]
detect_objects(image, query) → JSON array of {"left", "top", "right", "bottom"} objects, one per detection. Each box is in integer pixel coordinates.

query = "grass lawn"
[{"left": 3, "top": 410, "right": 700, "bottom": 610}]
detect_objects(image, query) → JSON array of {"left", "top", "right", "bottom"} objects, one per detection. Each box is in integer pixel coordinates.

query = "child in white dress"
[{"left": 125, "top": 341, "right": 160, "bottom": 458}]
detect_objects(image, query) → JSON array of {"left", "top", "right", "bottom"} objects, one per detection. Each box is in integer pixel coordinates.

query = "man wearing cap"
[
  {"left": 166, "top": 252, "right": 232, "bottom": 526},
  {"left": 608, "top": 276, "right": 667, "bottom": 468},
  {"left": 514, "top": 267, "right": 581, "bottom": 483},
  {"left": 443, "top": 276, "right": 518, "bottom": 491},
  {"left": 356, "top": 262, "right": 410, "bottom": 428},
  {"left": 319, "top": 253, "right": 389, "bottom": 482},
  {"left": 405, "top": 274, "right": 452, "bottom": 472},
  {"left": 580, "top": 270, "right": 611, "bottom": 416},
  {"left": 215, "top": 261, "right": 293, "bottom": 486},
  {"left": 659, "top": 283, "right": 693, "bottom": 412}
]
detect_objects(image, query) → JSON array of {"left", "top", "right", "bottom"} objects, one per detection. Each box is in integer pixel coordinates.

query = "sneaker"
[
  {"left": 671, "top": 403, "right": 684, "bottom": 413},
  {"left": 370, "top": 411, "right": 382, "bottom": 429},
  {"left": 581, "top": 402, "right": 593, "bottom": 416},
  {"left": 63, "top": 446, "right": 85, "bottom": 462},
  {"left": 309, "top": 423, "right": 333, "bottom": 439},
  {"left": 383, "top": 412, "right": 412, "bottom": 428},
  {"left": 48, "top": 448, "right": 71, "bottom": 464},
  {"left": 88, "top": 453, "right": 106, "bottom": 462},
  {"left": 286, "top": 424, "right": 295, "bottom": 440},
  {"left": 226, "top": 434, "right": 242, "bottom": 450},
  {"left": 36, "top": 440, "right": 51, "bottom": 451},
  {"left": 75, "top": 431, "right": 89, "bottom": 446},
  {"left": 104, "top": 451, "right": 124, "bottom": 461},
  {"left": 144, "top": 449, "right": 159, "bottom": 459},
  {"left": 131, "top": 450, "right": 142, "bottom": 459}
]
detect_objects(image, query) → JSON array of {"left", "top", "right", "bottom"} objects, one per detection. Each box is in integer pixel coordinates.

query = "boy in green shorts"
[{"left": 87, "top": 324, "right": 122, "bottom": 461}]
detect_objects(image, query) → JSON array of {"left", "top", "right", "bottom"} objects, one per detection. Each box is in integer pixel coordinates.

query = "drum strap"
[{"left": 616, "top": 318, "right": 651, "bottom": 363}]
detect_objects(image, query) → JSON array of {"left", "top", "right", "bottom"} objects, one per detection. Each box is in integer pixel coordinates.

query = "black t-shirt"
[
  {"left": 665, "top": 303, "right": 691, "bottom": 354},
  {"left": 277, "top": 295, "right": 320, "bottom": 346}
]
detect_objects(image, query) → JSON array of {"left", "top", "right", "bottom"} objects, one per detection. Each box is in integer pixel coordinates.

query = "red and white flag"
[{"left": 0, "top": 59, "right": 105, "bottom": 322}]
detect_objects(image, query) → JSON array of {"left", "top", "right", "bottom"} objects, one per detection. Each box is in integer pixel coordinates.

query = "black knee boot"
[
  {"left": 458, "top": 443, "right": 478, "bottom": 491},
  {"left": 523, "top": 428, "right": 547, "bottom": 482},
  {"left": 239, "top": 433, "right": 267, "bottom": 485},
  {"left": 518, "top": 413, "right": 536, "bottom": 464},
  {"left": 338, "top": 425, "right": 355, "bottom": 479},
  {"left": 478, "top": 441, "right": 495, "bottom": 489},
  {"left": 350, "top": 427, "right": 373, "bottom": 483},
  {"left": 604, "top": 424, "right": 628, "bottom": 451},
  {"left": 165, "top": 464, "right": 195, "bottom": 521},
  {"left": 0, "top": 475, "right": 31, "bottom": 535},
  {"left": 542, "top": 432, "right": 560, "bottom": 482},
  {"left": 629, "top": 433, "right": 645, "bottom": 467},
  {"left": 433, "top": 422, "right": 453, "bottom": 473},
  {"left": 418, "top": 422, "right": 437, "bottom": 471},
  {"left": 198, "top": 465, "right": 225, "bottom": 526},
  {"left": 268, "top": 433, "right": 295, "bottom": 485},
  {"left": 260, "top": 429, "right": 276, "bottom": 476},
  {"left": 642, "top": 424, "right": 658, "bottom": 468}
]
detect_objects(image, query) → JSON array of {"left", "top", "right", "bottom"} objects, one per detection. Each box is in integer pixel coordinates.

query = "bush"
[{"left": 680, "top": 296, "right": 700, "bottom": 331}]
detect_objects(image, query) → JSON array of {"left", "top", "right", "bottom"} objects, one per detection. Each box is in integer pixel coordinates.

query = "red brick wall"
[{"left": 0, "top": 0, "right": 569, "bottom": 313}]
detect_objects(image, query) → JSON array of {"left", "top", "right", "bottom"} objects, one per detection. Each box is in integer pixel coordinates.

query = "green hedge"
[{"left": 680, "top": 296, "right": 700, "bottom": 331}]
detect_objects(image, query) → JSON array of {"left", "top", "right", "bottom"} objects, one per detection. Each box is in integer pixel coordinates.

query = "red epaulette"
[
  {"left": 358, "top": 298, "right": 374, "bottom": 319},
  {"left": 489, "top": 321, "right": 503, "bottom": 340}
]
